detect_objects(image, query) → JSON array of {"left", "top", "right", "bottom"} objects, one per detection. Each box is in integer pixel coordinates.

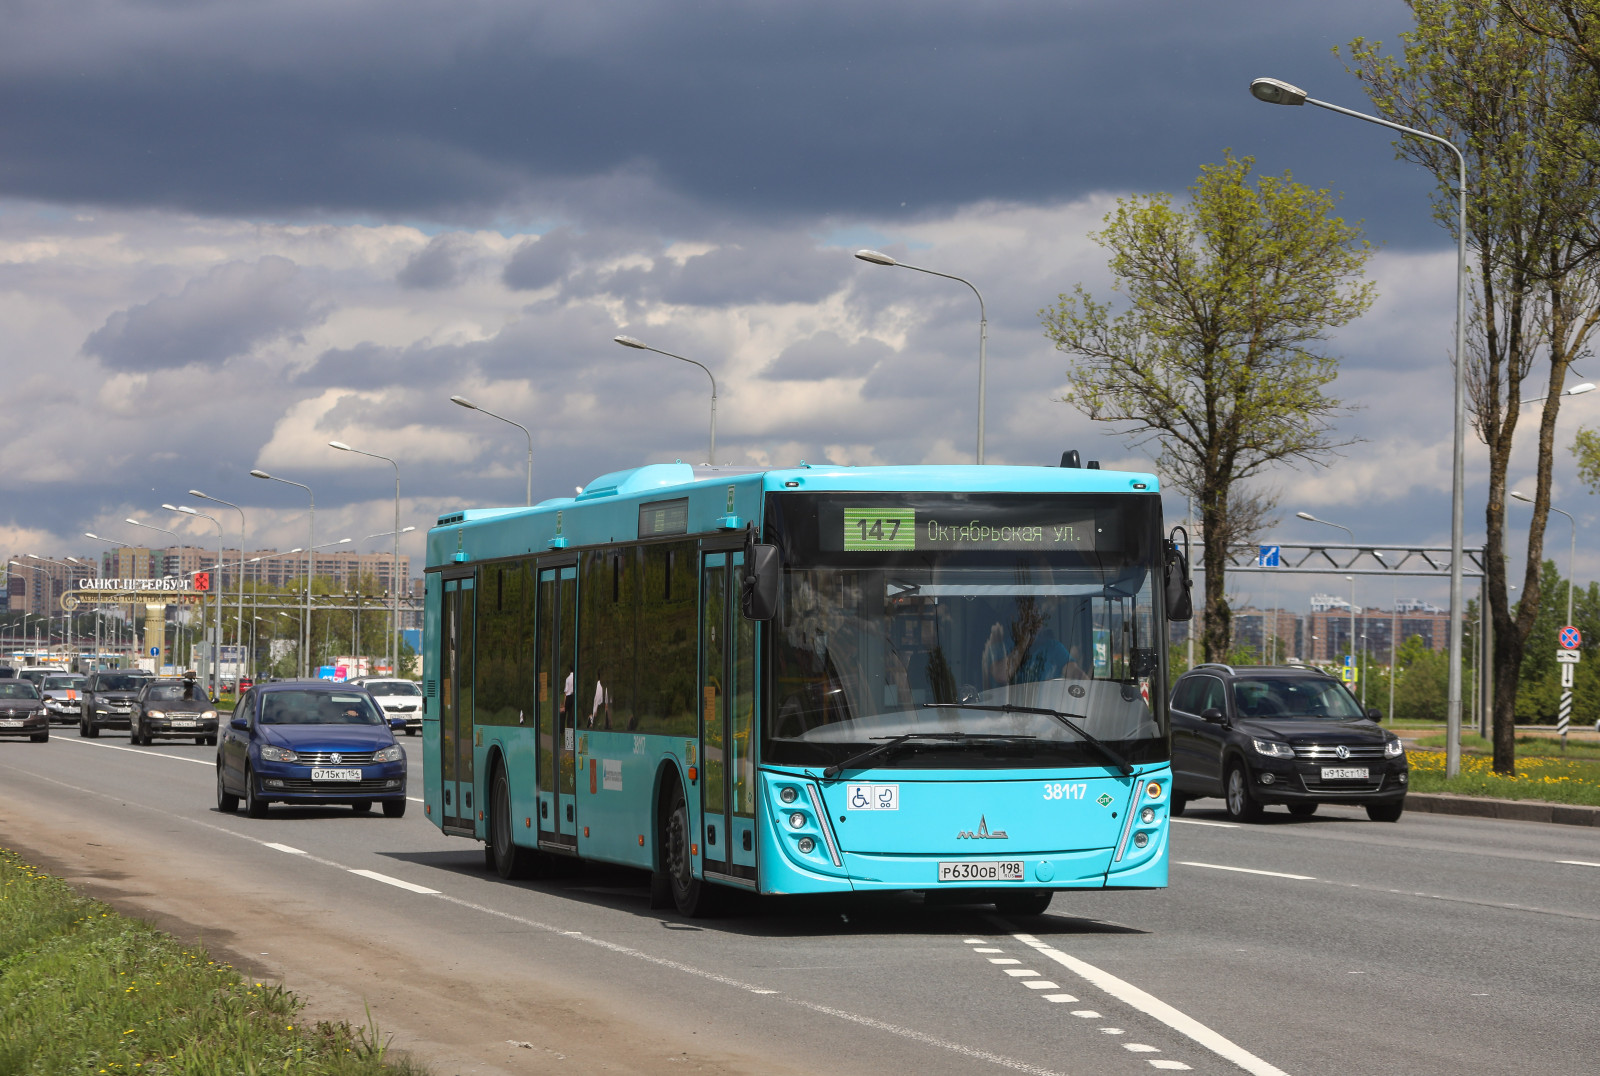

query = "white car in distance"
[{"left": 350, "top": 677, "right": 423, "bottom": 736}]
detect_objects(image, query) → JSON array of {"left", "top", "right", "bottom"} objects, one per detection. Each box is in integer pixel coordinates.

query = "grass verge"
[
  {"left": 1414, "top": 731, "right": 1600, "bottom": 761},
  {"left": 1407, "top": 748, "right": 1600, "bottom": 806},
  {"left": 0, "top": 847, "right": 428, "bottom": 1075}
]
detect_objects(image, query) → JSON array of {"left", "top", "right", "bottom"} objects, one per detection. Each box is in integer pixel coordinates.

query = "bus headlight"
[
  {"left": 1140, "top": 806, "right": 1155, "bottom": 824},
  {"left": 788, "top": 812, "right": 807, "bottom": 830},
  {"left": 1145, "top": 781, "right": 1163, "bottom": 799},
  {"left": 1133, "top": 832, "right": 1149, "bottom": 848},
  {"left": 797, "top": 837, "right": 816, "bottom": 854},
  {"left": 779, "top": 786, "right": 798, "bottom": 804}
]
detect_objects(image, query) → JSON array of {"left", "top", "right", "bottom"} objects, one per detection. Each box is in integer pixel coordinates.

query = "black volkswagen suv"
[{"left": 1168, "top": 664, "right": 1408, "bottom": 822}]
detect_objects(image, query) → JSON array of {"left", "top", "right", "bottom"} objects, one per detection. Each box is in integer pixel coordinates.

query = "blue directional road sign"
[
  {"left": 1258, "top": 545, "right": 1281, "bottom": 567},
  {"left": 149, "top": 646, "right": 160, "bottom": 656}
]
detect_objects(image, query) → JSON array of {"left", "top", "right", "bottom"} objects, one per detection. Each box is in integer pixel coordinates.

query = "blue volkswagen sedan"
[{"left": 217, "top": 681, "right": 407, "bottom": 818}]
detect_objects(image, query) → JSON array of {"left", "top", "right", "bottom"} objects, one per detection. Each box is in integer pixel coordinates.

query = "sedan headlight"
[
  {"left": 371, "top": 744, "right": 403, "bottom": 763},
  {"left": 145, "top": 710, "right": 166, "bottom": 719},
  {"left": 1385, "top": 738, "right": 1405, "bottom": 758},
  {"left": 259, "top": 744, "right": 299, "bottom": 763},
  {"left": 1252, "top": 738, "right": 1295, "bottom": 759},
  {"left": 201, "top": 710, "right": 218, "bottom": 720}
]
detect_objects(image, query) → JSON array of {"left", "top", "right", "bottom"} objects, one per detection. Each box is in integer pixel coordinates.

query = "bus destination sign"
[{"left": 842, "top": 507, "right": 1099, "bottom": 552}]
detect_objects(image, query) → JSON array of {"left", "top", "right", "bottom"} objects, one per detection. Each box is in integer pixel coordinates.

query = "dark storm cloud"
[
  {"left": 760, "top": 332, "right": 893, "bottom": 381},
  {"left": 0, "top": 1, "right": 1430, "bottom": 240},
  {"left": 397, "top": 233, "right": 472, "bottom": 289},
  {"left": 83, "top": 255, "right": 328, "bottom": 371}
]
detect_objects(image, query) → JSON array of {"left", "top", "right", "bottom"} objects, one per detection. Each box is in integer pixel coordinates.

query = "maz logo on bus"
[{"left": 1042, "top": 783, "right": 1089, "bottom": 800}]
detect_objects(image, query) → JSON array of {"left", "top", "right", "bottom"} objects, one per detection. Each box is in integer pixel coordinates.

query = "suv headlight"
[
  {"left": 1385, "top": 738, "right": 1404, "bottom": 758},
  {"left": 259, "top": 745, "right": 299, "bottom": 763},
  {"left": 1252, "top": 738, "right": 1295, "bottom": 759},
  {"left": 146, "top": 710, "right": 166, "bottom": 718},
  {"left": 371, "top": 745, "right": 403, "bottom": 763}
]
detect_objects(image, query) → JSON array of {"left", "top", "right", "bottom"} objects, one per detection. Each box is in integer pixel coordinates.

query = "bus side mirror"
[
  {"left": 741, "top": 544, "right": 780, "bottom": 621},
  {"left": 1164, "top": 528, "right": 1193, "bottom": 622}
]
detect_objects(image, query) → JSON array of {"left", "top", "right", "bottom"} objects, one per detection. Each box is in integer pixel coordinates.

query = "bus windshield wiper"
[
  {"left": 821, "top": 731, "right": 1036, "bottom": 779},
  {"left": 922, "top": 702, "right": 1133, "bottom": 775}
]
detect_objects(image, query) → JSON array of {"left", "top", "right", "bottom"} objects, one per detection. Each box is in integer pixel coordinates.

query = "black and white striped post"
[{"left": 1558, "top": 625, "right": 1581, "bottom": 750}]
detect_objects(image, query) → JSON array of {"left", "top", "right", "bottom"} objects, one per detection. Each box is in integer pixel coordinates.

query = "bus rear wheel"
[
  {"left": 661, "top": 780, "right": 715, "bottom": 917},
  {"left": 488, "top": 763, "right": 536, "bottom": 879},
  {"left": 994, "top": 889, "right": 1054, "bottom": 916}
]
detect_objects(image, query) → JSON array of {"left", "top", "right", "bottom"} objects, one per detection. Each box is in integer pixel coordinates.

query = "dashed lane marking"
[
  {"left": 1170, "top": 818, "right": 1237, "bottom": 828},
  {"left": 4, "top": 764, "right": 1073, "bottom": 1076},
  {"left": 58, "top": 737, "right": 211, "bottom": 766},
  {"left": 1178, "top": 861, "right": 1315, "bottom": 881},
  {"left": 348, "top": 869, "right": 440, "bottom": 894},
  {"left": 1557, "top": 860, "right": 1600, "bottom": 867},
  {"left": 262, "top": 843, "right": 306, "bottom": 855},
  {"left": 1011, "top": 932, "right": 1291, "bottom": 1076}
]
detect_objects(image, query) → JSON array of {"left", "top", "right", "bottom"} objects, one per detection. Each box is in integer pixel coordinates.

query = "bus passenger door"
[
  {"left": 536, "top": 564, "right": 579, "bottom": 851},
  {"left": 440, "top": 575, "right": 475, "bottom": 834},
  {"left": 700, "top": 550, "right": 756, "bottom": 884}
]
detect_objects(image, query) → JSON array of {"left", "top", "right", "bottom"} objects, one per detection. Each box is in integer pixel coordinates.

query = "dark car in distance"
[
  {"left": 0, "top": 681, "right": 49, "bottom": 742},
  {"left": 1168, "top": 663, "right": 1408, "bottom": 823},
  {"left": 131, "top": 677, "right": 220, "bottom": 745},
  {"left": 217, "top": 681, "right": 407, "bottom": 818},
  {"left": 80, "top": 670, "right": 149, "bottom": 737}
]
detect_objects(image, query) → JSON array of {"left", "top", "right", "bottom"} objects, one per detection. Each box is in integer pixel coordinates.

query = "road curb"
[{"left": 1405, "top": 792, "right": 1600, "bottom": 827}]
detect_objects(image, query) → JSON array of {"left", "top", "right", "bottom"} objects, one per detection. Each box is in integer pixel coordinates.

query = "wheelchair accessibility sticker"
[{"left": 846, "top": 783, "right": 899, "bottom": 810}]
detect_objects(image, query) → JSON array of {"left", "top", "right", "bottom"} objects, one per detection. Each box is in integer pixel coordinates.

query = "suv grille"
[
  {"left": 296, "top": 751, "right": 379, "bottom": 766},
  {"left": 1293, "top": 744, "right": 1386, "bottom": 760}
]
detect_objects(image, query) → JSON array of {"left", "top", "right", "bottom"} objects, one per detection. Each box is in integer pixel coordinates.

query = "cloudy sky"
[{"left": 2, "top": 0, "right": 1589, "bottom": 614}]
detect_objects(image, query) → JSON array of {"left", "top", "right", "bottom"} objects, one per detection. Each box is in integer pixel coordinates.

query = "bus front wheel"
[
  {"left": 661, "top": 781, "right": 715, "bottom": 917},
  {"left": 488, "top": 763, "right": 536, "bottom": 879}
]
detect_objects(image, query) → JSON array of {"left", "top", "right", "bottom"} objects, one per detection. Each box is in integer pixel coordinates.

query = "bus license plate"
[
  {"left": 311, "top": 768, "right": 362, "bottom": 782},
  {"left": 1321, "top": 767, "right": 1369, "bottom": 780},
  {"left": 938, "top": 860, "right": 1024, "bottom": 883}
]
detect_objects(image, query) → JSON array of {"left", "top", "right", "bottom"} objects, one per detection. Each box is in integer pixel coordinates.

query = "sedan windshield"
[
  {"left": 96, "top": 674, "right": 143, "bottom": 691},
  {"left": 764, "top": 491, "right": 1169, "bottom": 769},
  {"left": 147, "top": 683, "right": 211, "bottom": 703},
  {"left": 363, "top": 681, "right": 420, "bottom": 696},
  {"left": 0, "top": 683, "right": 40, "bottom": 699},
  {"left": 1232, "top": 677, "right": 1364, "bottom": 720},
  {"left": 260, "top": 691, "right": 385, "bottom": 725}
]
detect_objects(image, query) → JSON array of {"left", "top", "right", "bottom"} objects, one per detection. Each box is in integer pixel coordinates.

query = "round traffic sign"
[
  {"left": 149, "top": 646, "right": 160, "bottom": 656},
  {"left": 1560, "top": 626, "right": 1582, "bottom": 650}
]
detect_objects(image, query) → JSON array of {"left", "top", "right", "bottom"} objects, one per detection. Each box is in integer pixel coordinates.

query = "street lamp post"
[
  {"left": 125, "top": 517, "right": 183, "bottom": 669},
  {"left": 854, "top": 249, "right": 989, "bottom": 464},
  {"left": 329, "top": 441, "right": 402, "bottom": 677},
  {"left": 250, "top": 470, "right": 315, "bottom": 677},
  {"left": 1254, "top": 75, "right": 1467, "bottom": 778},
  {"left": 189, "top": 490, "right": 247, "bottom": 680},
  {"left": 1297, "top": 512, "right": 1358, "bottom": 674},
  {"left": 612, "top": 337, "right": 719, "bottom": 465},
  {"left": 450, "top": 395, "right": 533, "bottom": 505},
  {"left": 364, "top": 526, "right": 416, "bottom": 675}
]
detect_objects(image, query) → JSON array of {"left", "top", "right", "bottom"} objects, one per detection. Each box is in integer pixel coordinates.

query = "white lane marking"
[
  {"left": 1557, "top": 860, "right": 1600, "bottom": 867},
  {"left": 1171, "top": 818, "right": 1237, "bottom": 829},
  {"left": 1070, "top": 1010, "right": 1101, "bottom": 1018},
  {"left": 1022, "top": 981, "right": 1059, "bottom": 990},
  {"left": 989, "top": 957, "right": 1021, "bottom": 964},
  {"left": 974, "top": 947, "right": 1005, "bottom": 953},
  {"left": 348, "top": 869, "right": 440, "bottom": 894},
  {"left": 1043, "top": 994, "right": 1077, "bottom": 1003},
  {"left": 262, "top": 843, "right": 306, "bottom": 855},
  {"left": 1013, "top": 933, "right": 1290, "bottom": 1076},
  {"left": 1179, "top": 861, "right": 1314, "bottom": 881},
  {"left": 963, "top": 938, "right": 987, "bottom": 944},
  {"left": 407, "top": 796, "right": 425, "bottom": 803},
  {"left": 1149, "top": 1062, "right": 1192, "bottom": 1071},
  {"left": 1004, "top": 968, "right": 1040, "bottom": 977},
  {"left": 1101, "top": 1028, "right": 1124, "bottom": 1035},
  {"left": 1125, "top": 1044, "right": 1159, "bottom": 1052},
  {"left": 57, "top": 737, "right": 211, "bottom": 766},
  {"left": 426, "top": 891, "right": 1069, "bottom": 1076},
  {"left": 24, "top": 761, "right": 1075, "bottom": 1076}
]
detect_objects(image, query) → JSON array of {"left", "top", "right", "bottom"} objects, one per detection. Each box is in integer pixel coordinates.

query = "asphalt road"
[{"left": 1, "top": 728, "right": 1597, "bottom": 1076}]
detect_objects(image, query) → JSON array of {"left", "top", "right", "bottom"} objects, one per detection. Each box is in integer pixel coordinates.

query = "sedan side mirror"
[
  {"left": 229, "top": 717, "right": 249, "bottom": 731},
  {"left": 1200, "top": 707, "right": 1228, "bottom": 726},
  {"left": 1366, "top": 708, "right": 1383, "bottom": 722}
]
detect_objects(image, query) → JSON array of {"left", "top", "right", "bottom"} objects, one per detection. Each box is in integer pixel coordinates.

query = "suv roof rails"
[{"left": 1191, "top": 662, "right": 1235, "bottom": 674}]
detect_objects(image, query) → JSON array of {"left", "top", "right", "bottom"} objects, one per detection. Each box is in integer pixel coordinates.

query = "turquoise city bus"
[{"left": 422, "top": 461, "right": 1190, "bottom": 915}]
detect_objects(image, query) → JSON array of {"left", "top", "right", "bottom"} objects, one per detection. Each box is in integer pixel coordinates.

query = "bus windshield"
[{"left": 763, "top": 491, "right": 1169, "bottom": 770}]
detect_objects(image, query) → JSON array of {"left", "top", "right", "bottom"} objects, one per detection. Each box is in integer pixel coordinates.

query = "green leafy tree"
[
  {"left": 1393, "top": 634, "right": 1450, "bottom": 721},
  {"left": 1346, "top": 1, "right": 1600, "bottom": 774},
  {"left": 1042, "top": 151, "right": 1376, "bottom": 661}
]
